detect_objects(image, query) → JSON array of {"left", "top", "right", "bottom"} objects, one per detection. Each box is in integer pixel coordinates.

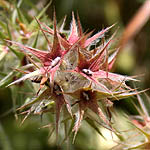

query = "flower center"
[
  {"left": 81, "top": 91, "right": 91, "bottom": 101},
  {"left": 51, "top": 57, "right": 61, "bottom": 68},
  {"left": 82, "top": 69, "right": 93, "bottom": 76}
]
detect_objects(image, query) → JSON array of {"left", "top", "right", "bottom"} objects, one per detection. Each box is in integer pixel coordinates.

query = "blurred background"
[{"left": 0, "top": 0, "right": 149, "bottom": 150}]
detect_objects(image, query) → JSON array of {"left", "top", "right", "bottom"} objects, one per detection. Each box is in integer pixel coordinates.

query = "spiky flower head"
[{"left": 7, "top": 12, "right": 140, "bottom": 142}]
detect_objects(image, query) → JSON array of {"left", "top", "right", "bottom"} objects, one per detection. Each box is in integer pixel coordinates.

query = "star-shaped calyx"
[
  {"left": 17, "top": 81, "right": 72, "bottom": 140},
  {"left": 66, "top": 84, "right": 115, "bottom": 142},
  {"left": 6, "top": 12, "right": 82, "bottom": 90},
  {"left": 67, "top": 29, "right": 137, "bottom": 98}
]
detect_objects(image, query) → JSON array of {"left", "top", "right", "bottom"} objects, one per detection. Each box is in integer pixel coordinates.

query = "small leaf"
[
  {"left": 8, "top": 46, "right": 24, "bottom": 60},
  {"left": 0, "top": 71, "right": 15, "bottom": 88},
  {"left": 12, "top": 0, "right": 23, "bottom": 24},
  {"left": 32, "top": 31, "right": 39, "bottom": 48},
  {"left": 16, "top": 7, "right": 28, "bottom": 25},
  {"left": 6, "top": 23, "right": 12, "bottom": 40}
]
